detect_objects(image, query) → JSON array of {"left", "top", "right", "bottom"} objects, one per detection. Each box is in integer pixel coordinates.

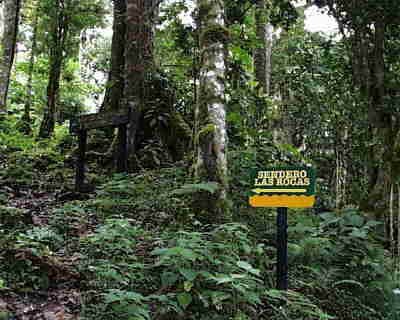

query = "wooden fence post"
[
  {"left": 117, "top": 124, "right": 128, "bottom": 173},
  {"left": 72, "top": 108, "right": 133, "bottom": 192},
  {"left": 75, "top": 129, "right": 87, "bottom": 192}
]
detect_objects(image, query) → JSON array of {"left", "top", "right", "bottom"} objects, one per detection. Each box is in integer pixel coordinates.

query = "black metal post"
[
  {"left": 277, "top": 207, "right": 288, "bottom": 290},
  {"left": 75, "top": 129, "right": 87, "bottom": 192}
]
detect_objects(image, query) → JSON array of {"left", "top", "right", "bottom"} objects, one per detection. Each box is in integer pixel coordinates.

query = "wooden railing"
[{"left": 70, "top": 108, "right": 132, "bottom": 192}]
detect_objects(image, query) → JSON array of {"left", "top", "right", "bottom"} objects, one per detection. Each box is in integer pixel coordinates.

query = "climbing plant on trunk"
[{"left": 195, "top": 0, "right": 229, "bottom": 219}]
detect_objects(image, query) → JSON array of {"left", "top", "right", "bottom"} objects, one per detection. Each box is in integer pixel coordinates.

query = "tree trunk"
[
  {"left": 265, "top": 24, "right": 273, "bottom": 95},
  {"left": 195, "top": 0, "right": 228, "bottom": 218},
  {"left": 398, "top": 184, "right": 400, "bottom": 257},
  {"left": 390, "top": 184, "right": 394, "bottom": 254},
  {"left": 79, "top": 30, "right": 89, "bottom": 82},
  {"left": 101, "top": 0, "right": 126, "bottom": 112},
  {"left": 124, "top": 0, "right": 154, "bottom": 154},
  {"left": 254, "top": 0, "right": 275, "bottom": 141},
  {"left": 38, "top": 0, "right": 68, "bottom": 138},
  {"left": 20, "top": 6, "right": 39, "bottom": 134},
  {"left": 366, "top": 18, "right": 390, "bottom": 209},
  {"left": 254, "top": 0, "right": 267, "bottom": 94},
  {"left": 0, "top": 0, "right": 20, "bottom": 113},
  {"left": 254, "top": 0, "right": 273, "bottom": 96}
]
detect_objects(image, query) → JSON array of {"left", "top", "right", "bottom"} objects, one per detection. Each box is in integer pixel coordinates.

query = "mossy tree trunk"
[
  {"left": 101, "top": 0, "right": 126, "bottom": 113},
  {"left": 124, "top": 0, "right": 155, "bottom": 154},
  {"left": 0, "top": 0, "right": 20, "bottom": 113},
  {"left": 195, "top": 0, "right": 229, "bottom": 219}
]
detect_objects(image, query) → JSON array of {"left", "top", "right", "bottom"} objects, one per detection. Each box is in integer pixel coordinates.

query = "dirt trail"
[{"left": 1, "top": 189, "right": 84, "bottom": 320}]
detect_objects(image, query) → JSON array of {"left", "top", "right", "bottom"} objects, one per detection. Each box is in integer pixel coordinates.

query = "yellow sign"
[{"left": 249, "top": 167, "right": 316, "bottom": 208}]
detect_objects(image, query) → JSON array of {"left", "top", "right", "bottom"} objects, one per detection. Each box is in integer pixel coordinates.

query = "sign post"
[
  {"left": 249, "top": 166, "right": 316, "bottom": 291},
  {"left": 276, "top": 207, "right": 288, "bottom": 290}
]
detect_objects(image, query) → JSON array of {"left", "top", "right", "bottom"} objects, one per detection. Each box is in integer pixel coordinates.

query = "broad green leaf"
[
  {"left": 237, "top": 261, "right": 260, "bottom": 276},
  {"left": 184, "top": 281, "right": 194, "bottom": 292},
  {"left": 177, "top": 292, "right": 192, "bottom": 309},
  {"left": 179, "top": 269, "right": 198, "bottom": 281},
  {"left": 333, "top": 280, "right": 365, "bottom": 289},
  {"left": 264, "top": 289, "right": 285, "bottom": 299},
  {"left": 210, "top": 291, "right": 231, "bottom": 305},
  {"left": 104, "top": 290, "right": 145, "bottom": 304},
  {"left": 349, "top": 228, "right": 367, "bottom": 239},
  {"left": 171, "top": 182, "right": 219, "bottom": 195},
  {"left": 346, "top": 214, "right": 364, "bottom": 227},
  {"left": 161, "top": 271, "right": 179, "bottom": 287},
  {"left": 212, "top": 274, "right": 234, "bottom": 284},
  {"left": 365, "top": 220, "right": 382, "bottom": 228}
]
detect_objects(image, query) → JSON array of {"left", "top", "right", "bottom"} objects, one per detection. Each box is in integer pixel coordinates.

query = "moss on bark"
[
  {"left": 194, "top": 0, "right": 229, "bottom": 221},
  {"left": 200, "top": 25, "right": 230, "bottom": 46}
]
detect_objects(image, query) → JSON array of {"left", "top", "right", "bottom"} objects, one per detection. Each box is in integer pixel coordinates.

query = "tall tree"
[
  {"left": 254, "top": 0, "right": 273, "bottom": 95},
  {"left": 20, "top": 2, "right": 39, "bottom": 134},
  {"left": 38, "top": 0, "right": 105, "bottom": 138},
  {"left": 101, "top": 0, "right": 126, "bottom": 112},
  {"left": 38, "top": 0, "right": 69, "bottom": 138},
  {"left": 124, "top": 0, "right": 155, "bottom": 153},
  {"left": 195, "top": 0, "right": 229, "bottom": 218},
  {"left": 315, "top": 0, "right": 400, "bottom": 210},
  {"left": 0, "top": 0, "right": 21, "bottom": 112}
]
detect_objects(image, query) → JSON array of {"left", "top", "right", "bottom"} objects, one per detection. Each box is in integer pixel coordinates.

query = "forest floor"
[
  {"left": 0, "top": 129, "right": 398, "bottom": 320},
  {"left": 1, "top": 186, "right": 85, "bottom": 320}
]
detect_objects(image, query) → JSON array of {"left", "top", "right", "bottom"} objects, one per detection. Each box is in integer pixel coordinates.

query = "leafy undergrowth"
[
  {"left": 0, "top": 123, "right": 398, "bottom": 319},
  {"left": 0, "top": 119, "right": 71, "bottom": 192},
  {"left": 1, "top": 167, "right": 398, "bottom": 320},
  {"left": 0, "top": 116, "right": 111, "bottom": 199}
]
